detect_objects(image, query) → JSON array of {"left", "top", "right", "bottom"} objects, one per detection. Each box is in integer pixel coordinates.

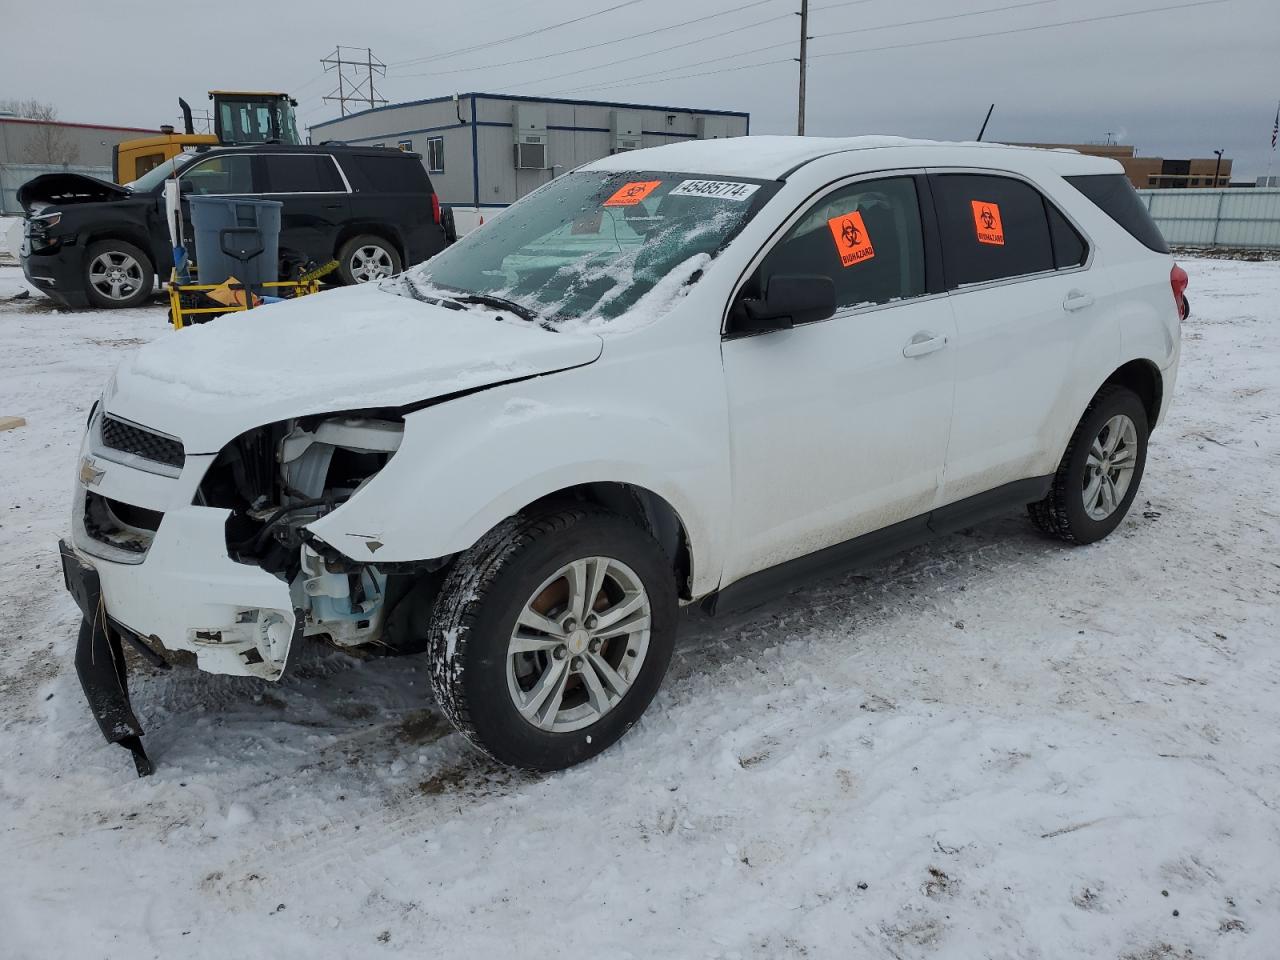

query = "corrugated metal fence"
[
  {"left": 0, "top": 162, "right": 113, "bottom": 216},
  {"left": 1136, "top": 187, "right": 1280, "bottom": 249}
]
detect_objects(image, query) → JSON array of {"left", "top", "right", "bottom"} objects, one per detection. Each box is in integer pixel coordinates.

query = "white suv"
[{"left": 60, "top": 136, "right": 1186, "bottom": 775}]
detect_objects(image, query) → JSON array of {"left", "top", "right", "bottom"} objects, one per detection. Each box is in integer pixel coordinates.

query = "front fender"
[{"left": 306, "top": 339, "right": 731, "bottom": 597}]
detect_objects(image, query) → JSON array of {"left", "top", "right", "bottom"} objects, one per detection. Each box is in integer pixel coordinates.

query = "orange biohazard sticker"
[
  {"left": 826, "top": 210, "right": 875, "bottom": 267},
  {"left": 971, "top": 200, "right": 1005, "bottom": 245},
  {"left": 603, "top": 180, "right": 661, "bottom": 207}
]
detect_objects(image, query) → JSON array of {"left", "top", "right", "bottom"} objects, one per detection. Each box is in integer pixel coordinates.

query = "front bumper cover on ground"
[{"left": 59, "top": 539, "right": 165, "bottom": 776}]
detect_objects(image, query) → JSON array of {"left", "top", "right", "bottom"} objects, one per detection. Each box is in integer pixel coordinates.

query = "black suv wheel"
[
  {"left": 337, "top": 235, "right": 401, "bottom": 284},
  {"left": 83, "top": 239, "right": 153, "bottom": 309}
]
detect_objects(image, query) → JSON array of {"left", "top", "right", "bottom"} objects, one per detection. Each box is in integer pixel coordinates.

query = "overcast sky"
[{"left": 3, "top": 0, "right": 1278, "bottom": 177}]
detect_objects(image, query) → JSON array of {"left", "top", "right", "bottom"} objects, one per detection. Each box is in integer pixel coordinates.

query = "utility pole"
[
  {"left": 321, "top": 46, "right": 387, "bottom": 117},
  {"left": 1212, "top": 148, "right": 1224, "bottom": 188},
  {"left": 796, "top": 0, "right": 809, "bottom": 136}
]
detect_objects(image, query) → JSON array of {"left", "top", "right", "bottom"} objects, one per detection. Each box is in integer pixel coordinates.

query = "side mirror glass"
[
  {"left": 177, "top": 179, "right": 195, "bottom": 195},
  {"left": 736, "top": 274, "right": 836, "bottom": 334}
]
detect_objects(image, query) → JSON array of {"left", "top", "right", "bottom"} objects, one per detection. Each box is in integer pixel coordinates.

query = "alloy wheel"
[
  {"left": 1082, "top": 413, "right": 1138, "bottom": 520},
  {"left": 349, "top": 244, "right": 395, "bottom": 282},
  {"left": 506, "top": 556, "right": 652, "bottom": 733},
  {"left": 88, "top": 251, "right": 144, "bottom": 302}
]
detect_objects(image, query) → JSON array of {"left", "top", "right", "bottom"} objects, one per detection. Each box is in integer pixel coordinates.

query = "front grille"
[{"left": 101, "top": 415, "right": 185, "bottom": 469}]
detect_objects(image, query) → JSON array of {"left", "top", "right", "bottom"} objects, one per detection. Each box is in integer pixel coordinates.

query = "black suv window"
[
  {"left": 931, "top": 173, "right": 1055, "bottom": 287},
  {"left": 262, "top": 154, "right": 345, "bottom": 193},
  {"left": 180, "top": 154, "right": 256, "bottom": 195},
  {"left": 342, "top": 153, "right": 432, "bottom": 194},
  {"left": 752, "top": 176, "right": 926, "bottom": 313},
  {"left": 1065, "top": 173, "right": 1169, "bottom": 253}
]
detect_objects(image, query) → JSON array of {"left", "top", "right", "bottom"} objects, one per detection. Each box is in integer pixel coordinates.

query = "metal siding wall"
[{"left": 1137, "top": 188, "right": 1280, "bottom": 248}]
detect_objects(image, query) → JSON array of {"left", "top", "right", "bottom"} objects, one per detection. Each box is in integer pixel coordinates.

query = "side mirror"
[
  {"left": 177, "top": 179, "right": 195, "bottom": 195},
  {"left": 735, "top": 274, "right": 836, "bottom": 334}
]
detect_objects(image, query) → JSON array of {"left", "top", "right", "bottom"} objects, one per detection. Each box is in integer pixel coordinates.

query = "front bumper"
[{"left": 21, "top": 244, "right": 89, "bottom": 309}]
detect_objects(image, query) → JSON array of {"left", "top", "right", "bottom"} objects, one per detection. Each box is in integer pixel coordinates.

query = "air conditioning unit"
[
  {"left": 696, "top": 116, "right": 733, "bottom": 140},
  {"left": 611, "top": 110, "right": 642, "bottom": 153},
  {"left": 513, "top": 104, "right": 549, "bottom": 169}
]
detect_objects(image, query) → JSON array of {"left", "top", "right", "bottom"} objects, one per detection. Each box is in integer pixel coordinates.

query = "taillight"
[
  {"left": 1170, "top": 263, "right": 1189, "bottom": 319},
  {"left": 431, "top": 193, "right": 441, "bottom": 225}
]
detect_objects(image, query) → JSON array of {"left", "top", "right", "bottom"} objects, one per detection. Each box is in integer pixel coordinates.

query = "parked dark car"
[{"left": 18, "top": 144, "right": 447, "bottom": 309}]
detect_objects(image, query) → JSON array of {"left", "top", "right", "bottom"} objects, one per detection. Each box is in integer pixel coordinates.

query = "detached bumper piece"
[{"left": 59, "top": 539, "right": 168, "bottom": 777}]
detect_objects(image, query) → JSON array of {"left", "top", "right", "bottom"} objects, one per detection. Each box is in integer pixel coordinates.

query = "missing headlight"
[{"left": 196, "top": 414, "right": 404, "bottom": 577}]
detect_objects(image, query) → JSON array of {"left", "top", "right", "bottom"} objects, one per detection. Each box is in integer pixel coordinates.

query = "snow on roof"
[{"left": 584, "top": 134, "right": 1120, "bottom": 180}]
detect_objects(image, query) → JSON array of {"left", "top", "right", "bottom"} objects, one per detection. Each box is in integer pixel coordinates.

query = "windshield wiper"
[
  {"left": 454, "top": 293, "right": 540, "bottom": 323},
  {"left": 401, "top": 274, "right": 465, "bottom": 311}
]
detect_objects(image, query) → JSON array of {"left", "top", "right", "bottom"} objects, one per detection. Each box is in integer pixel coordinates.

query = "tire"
[
  {"left": 427, "top": 505, "right": 677, "bottom": 770},
  {"left": 336, "top": 234, "right": 402, "bottom": 284},
  {"left": 83, "top": 239, "right": 153, "bottom": 309},
  {"left": 1028, "top": 385, "right": 1149, "bottom": 544}
]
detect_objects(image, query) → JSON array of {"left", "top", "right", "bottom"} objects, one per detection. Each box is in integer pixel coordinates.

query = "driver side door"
[{"left": 719, "top": 173, "right": 958, "bottom": 587}]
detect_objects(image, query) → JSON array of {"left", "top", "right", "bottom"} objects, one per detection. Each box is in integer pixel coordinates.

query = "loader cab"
[{"left": 212, "top": 92, "right": 300, "bottom": 146}]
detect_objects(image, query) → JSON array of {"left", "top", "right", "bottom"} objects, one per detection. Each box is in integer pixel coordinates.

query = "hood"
[
  {"left": 17, "top": 173, "right": 131, "bottom": 211},
  {"left": 106, "top": 284, "right": 604, "bottom": 453}
]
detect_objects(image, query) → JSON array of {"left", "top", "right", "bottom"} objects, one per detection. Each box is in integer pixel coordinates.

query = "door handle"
[
  {"left": 1063, "top": 289, "right": 1095, "bottom": 312},
  {"left": 322, "top": 202, "right": 344, "bottom": 210},
  {"left": 903, "top": 332, "right": 948, "bottom": 358}
]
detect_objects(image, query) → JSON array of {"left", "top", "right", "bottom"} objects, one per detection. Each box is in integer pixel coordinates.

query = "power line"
[
  {"left": 390, "top": 0, "right": 646, "bottom": 68},
  {"left": 557, "top": 0, "right": 1059, "bottom": 95},
  {"left": 390, "top": 0, "right": 782, "bottom": 81},
  {"left": 563, "top": 0, "right": 1229, "bottom": 95}
]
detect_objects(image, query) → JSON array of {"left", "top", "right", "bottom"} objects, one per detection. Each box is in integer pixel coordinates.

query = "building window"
[
  {"left": 426, "top": 136, "right": 445, "bottom": 173},
  {"left": 398, "top": 139, "right": 412, "bottom": 152}
]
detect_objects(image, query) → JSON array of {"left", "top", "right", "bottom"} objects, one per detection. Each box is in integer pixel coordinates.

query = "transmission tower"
[{"left": 321, "top": 46, "right": 388, "bottom": 116}]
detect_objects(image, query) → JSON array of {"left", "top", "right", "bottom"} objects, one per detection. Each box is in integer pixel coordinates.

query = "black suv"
[{"left": 19, "top": 144, "right": 447, "bottom": 309}]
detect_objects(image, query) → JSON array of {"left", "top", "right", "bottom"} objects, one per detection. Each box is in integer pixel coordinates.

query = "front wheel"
[
  {"left": 336, "top": 234, "right": 402, "bottom": 284},
  {"left": 1028, "top": 384, "right": 1149, "bottom": 544},
  {"left": 83, "top": 239, "right": 153, "bottom": 309},
  {"left": 427, "top": 506, "right": 677, "bottom": 770}
]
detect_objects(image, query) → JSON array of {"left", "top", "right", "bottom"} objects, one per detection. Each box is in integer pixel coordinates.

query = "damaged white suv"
[{"left": 61, "top": 136, "right": 1186, "bottom": 776}]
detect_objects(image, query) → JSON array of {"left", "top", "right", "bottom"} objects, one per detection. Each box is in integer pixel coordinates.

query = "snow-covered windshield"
[{"left": 403, "top": 170, "right": 779, "bottom": 327}]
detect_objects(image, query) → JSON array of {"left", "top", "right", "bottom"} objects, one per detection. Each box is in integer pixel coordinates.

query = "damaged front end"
[{"left": 197, "top": 412, "right": 409, "bottom": 656}]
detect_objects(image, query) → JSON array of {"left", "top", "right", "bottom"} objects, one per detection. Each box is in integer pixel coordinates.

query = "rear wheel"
[
  {"left": 427, "top": 506, "right": 677, "bottom": 770},
  {"left": 83, "top": 239, "right": 153, "bottom": 309},
  {"left": 1028, "top": 385, "right": 1148, "bottom": 544},
  {"left": 336, "top": 234, "right": 401, "bottom": 284}
]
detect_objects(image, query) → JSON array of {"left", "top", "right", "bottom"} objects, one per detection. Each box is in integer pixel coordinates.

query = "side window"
[
  {"left": 1047, "top": 202, "right": 1087, "bottom": 268},
  {"left": 931, "top": 173, "right": 1054, "bottom": 287},
  {"left": 426, "top": 136, "right": 445, "bottom": 174},
  {"left": 752, "top": 176, "right": 926, "bottom": 314},
  {"left": 346, "top": 154, "right": 432, "bottom": 193},
  {"left": 180, "top": 155, "right": 255, "bottom": 195},
  {"left": 261, "top": 154, "right": 344, "bottom": 193}
]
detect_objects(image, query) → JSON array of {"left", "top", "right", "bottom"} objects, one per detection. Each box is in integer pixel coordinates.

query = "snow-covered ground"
[{"left": 1, "top": 261, "right": 1277, "bottom": 959}]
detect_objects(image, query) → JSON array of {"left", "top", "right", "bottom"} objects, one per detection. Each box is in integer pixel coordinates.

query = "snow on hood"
[{"left": 107, "top": 283, "right": 602, "bottom": 453}]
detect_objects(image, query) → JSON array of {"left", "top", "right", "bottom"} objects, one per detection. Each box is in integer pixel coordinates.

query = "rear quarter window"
[
  {"left": 1065, "top": 173, "right": 1169, "bottom": 254},
  {"left": 343, "top": 154, "right": 432, "bottom": 194},
  {"left": 930, "top": 173, "right": 1055, "bottom": 287}
]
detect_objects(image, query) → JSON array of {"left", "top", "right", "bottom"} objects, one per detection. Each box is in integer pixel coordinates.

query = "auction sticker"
[
  {"left": 826, "top": 210, "right": 875, "bottom": 267},
  {"left": 603, "top": 180, "right": 662, "bottom": 206},
  {"left": 669, "top": 179, "right": 761, "bottom": 201}
]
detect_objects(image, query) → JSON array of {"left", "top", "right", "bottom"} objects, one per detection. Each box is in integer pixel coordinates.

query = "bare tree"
[{"left": 0, "top": 98, "right": 80, "bottom": 164}]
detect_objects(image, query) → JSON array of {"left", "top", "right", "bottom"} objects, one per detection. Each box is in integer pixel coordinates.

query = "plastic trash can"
[{"left": 189, "top": 196, "right": 282, "bottom": 288}]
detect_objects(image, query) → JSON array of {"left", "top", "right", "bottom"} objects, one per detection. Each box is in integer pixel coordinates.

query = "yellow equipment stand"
[{"left": 167, "top": 269, "right": 325, "bottom": 330}]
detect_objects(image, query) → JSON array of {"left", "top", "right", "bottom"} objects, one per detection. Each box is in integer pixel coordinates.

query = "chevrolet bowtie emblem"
[{"left": 79, "top": 457, "right": 105, "bottom": 487}]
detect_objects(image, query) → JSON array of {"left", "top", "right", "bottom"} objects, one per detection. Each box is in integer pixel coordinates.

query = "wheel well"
[
  {"left": 1103, "top": 360, "right": 1163, "bottom": 429},
  {"left": 81, "top": 231, "right": 156, "bottom": 274},
  {"left": 529, "top": 483, "right": 694, "bottom": 600}
]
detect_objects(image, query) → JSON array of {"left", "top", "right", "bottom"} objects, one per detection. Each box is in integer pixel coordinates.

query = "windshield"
[
  {"left": 405, "top": 170, "right": 780, "bottom": 327},
  {"left": 126, "top": 151, "right": 199, "bottom": 192}
]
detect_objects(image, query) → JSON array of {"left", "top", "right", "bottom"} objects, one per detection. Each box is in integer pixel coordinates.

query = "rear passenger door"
[
  {"left": 259, "top": 153, "right": 350, "bottom": 268},
  {"left": 928, "top": 171, "right": 1102, "bottom": 506}
]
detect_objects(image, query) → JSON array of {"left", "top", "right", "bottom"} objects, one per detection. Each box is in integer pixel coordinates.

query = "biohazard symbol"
[
  {"left": 826, "top": 210, "right": 875, "bottom": 267},
  {"left": 603, "top": 180, "right": 662, "bottom": 207},
  {"left": 971, "top": 200, "right": 1005, "bottom": 245}
]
